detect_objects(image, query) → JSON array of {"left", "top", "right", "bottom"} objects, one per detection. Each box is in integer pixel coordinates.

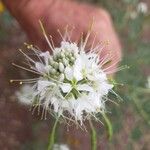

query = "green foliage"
[{"left": 131, "top": 126, "right": 142, "bottom": 141}]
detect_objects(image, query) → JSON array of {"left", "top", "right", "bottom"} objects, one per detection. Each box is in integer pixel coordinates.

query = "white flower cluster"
[
  {"left": 53, "top": 144, "right": 70, "bottom": 150},
  {"left": 15, "top": 26, "right": 116, "bottom": 125},
  {"left": 34, "top": 42, "right": 113, "bottom": 122},
  {"left": 137, "top": 2, "right": 148, "bottom": 14},
  {"left": 146, "top": 76, "right": 150, "bottom": 89},
  {"left": 130, "top": 2, "right": 148, "bottom": 19}
]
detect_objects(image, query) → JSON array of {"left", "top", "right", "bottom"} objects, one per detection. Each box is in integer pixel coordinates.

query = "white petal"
[
  {"left": 37, "top": 80, "right": 54, "bottom": 92},
  {"left": 60, "top": 83, "right": 72, "bottom": 93},
  {"left": 74, "top": 57, "right": 82, "bottom": 71},
  {"left": 77, "top": 84, "right": 93, "bottom": 92},
  {"left": 98, "top": 82, "right": 113, "bottom": 95},
  {"left": 35, "top": 62, "right": 45, "bottom": 73},
  {"left": 74, "top": 58, "right": 83, "bottom": 81},
  {"left": 40, "top": 51, "right": 51, "bottom": 65},
  {"left": 16, "top": 85, "right": 34, "bottom": 105},
  {"left": 74, "top": 70, "right": 83, "bottom": 81},
  {"left": 64, "top": 67, "right": 73, "bottom": 81},
  {"left": 49, "top": 97, "right": 59, "bottom": 113}
]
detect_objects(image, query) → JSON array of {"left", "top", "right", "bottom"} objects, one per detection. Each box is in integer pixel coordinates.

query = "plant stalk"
[
  {"left": 47, "top": 118, "right": 59, "bottom": 150},
  {"left": 89, "top": 119, "right": 97, "bottom": 150}
]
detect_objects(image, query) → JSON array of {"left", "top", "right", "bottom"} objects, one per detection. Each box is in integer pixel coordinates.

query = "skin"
[
  {"left": 2, "top": 0, "right": 121, "bottom": 62},
  {"left": 2, "top": 0, "right": 122, "bottom": 149}
]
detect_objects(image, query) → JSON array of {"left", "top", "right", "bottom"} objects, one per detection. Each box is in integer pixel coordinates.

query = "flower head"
[
  {"left": 130, "top": 2, "right": 148, "bottom": 19},
  {"left": 12, "top": 23, "right": 120, "bottom": 126},
  {"left": 146, "top": 76, "right": 150, "bottom": 89},
  {"left": 137, "top": 2, "right": 148, "bottom": 14},
  {"left": 53, "top": 144, "right": 70, "bottom": 150}
]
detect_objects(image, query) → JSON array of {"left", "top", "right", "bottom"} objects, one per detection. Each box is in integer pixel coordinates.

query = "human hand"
[{"left": 2, "top": 0, "right": 121, "bottom": 70}]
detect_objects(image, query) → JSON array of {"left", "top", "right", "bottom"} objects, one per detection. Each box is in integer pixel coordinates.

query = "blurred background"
[{"left": 0, "top": 0, "right": 150, "bottom": 149}]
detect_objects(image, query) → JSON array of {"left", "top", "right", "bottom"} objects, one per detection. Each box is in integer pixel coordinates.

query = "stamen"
[
  {"left": 90, "top": 32, "right": 97, "bottom": 51},
  {"left": 57, "top": 29, "right": 65, "bottom": 41},
  {"left": 39, "top": 20, "right": 54, "bottom": 52},
  {"left": 105, "top": 65, "right": 129, "bottom": 74},
  {"left": 63, "top": 24, "right": 69, "bottom": 41},
  {"left": 12, "top": 63, "right": 42, "bottom": 75},
  {"left": 49, "top": 35, "right": 55, "bottom": 50},
  {"left": 81, "top": 18, "right": 94, "bottom": 51},
  {"left": 103, "top": 60, "right": 120, "bottom": 72},
  {"left": 19, "top": 49, "right": 35, "bottom": 64}
]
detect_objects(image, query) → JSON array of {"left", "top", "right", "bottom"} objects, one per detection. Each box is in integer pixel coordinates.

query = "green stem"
[
  {"left": 125, "top": 85, "right": 150, "bottom": 94},
  {"left": 47, "top": 118, "right": 59, "bottom": 150},
  {"left": 89, "top": 120, "right": 97, "bottom": 150},
  {"left": 132, "top": 94, "right": 150, "bottom": 126},
  {"left": 102, "top": 113, "right": 113, "bottom": 141}
]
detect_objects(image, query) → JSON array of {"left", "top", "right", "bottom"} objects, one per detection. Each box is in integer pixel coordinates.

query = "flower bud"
[
  {"left": 49, "top": 57, "right": 53, "bottom": 64},
  {"left": 50, "top": 68, "right": 56, "bottom": 75},
  {"left": 53, "top": 62, "right": 59, "bottom": 69},
  {"left": 60, "top": 52, "right": 65, "bottom": 58},
  {"left": 59, "top": 73, "right": 65, "bottom": 81},
  {"left": 53, "top": 52, "right": 59, "bottom": 60},
  {"left": 49, "top": 59, "right": 55, "bottom": 66},
  {"left": 62, "top": 58, "right": 68, "bottom": 66},
  {"left": 56, "top": 72, "right": 60, "bottom": 76},
  {"left": 59, "top": 62, "right": 64, "bottom": 72},
  {"left": 70, "top": 57, "right": 75, "bottom": 62}
]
